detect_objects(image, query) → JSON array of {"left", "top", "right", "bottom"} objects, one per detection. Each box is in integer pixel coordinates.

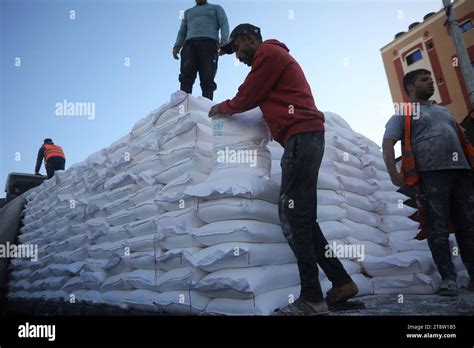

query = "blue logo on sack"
[
  {"left": 213, "top": 120, "right": 224, "bottom": 135},
  {"left": 213, "top": 120, "right": 223, "bottom": 130}
]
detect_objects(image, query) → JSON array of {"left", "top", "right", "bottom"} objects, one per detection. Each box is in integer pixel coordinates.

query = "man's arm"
[
  {"left": 217, "top": 48, "right": 289, "bottom": 115},
  {"left": 382, "top": 115, "right": 405, "bottom": 186},
  {"left": 382, "top": 138, "right": 403, "bottom": 186},
  {"left": 173, "top": 11, "right": 188, "bottom": 58},
  {"left": 35, "top": 146, "right": 44, "bottom": 174},
  {"left": 215, "top": 5, "right": 229, "bottom": 45}
]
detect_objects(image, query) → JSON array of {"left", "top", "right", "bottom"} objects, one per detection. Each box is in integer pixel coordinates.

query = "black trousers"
[
  {"left": 279, "top": 131, "right": 352, "bottom": 302},
  {"left": 419, "top": 169, "right": 474, "bottom": 280},
  {"left": 179, "top": 38, "right": 218, "bottom": 101},
  {"left": 46, "top": 156, "right": 65, "bottom": 179}
]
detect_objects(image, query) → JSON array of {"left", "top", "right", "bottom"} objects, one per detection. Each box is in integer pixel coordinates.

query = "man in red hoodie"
[{"left": 209, "top": 24, "right": 358, "bottom": 315}]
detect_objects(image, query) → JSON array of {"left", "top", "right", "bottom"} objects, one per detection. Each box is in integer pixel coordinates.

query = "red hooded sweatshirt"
[{"left": 216, "top": 39, "right": 325, "bottom": 146}]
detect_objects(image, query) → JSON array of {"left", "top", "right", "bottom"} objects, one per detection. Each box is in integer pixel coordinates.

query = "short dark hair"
[
  {"left": 44, "top": 138, "right": 53, "bottom": 144},
  {"left": 403, "top": 69, "right": 431, "bottom": 96},
  {"left": 235, "top": 34, "right": 262, "bottom": 50}
]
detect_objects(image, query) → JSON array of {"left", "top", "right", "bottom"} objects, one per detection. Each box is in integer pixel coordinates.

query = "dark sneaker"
[
  {"left": 325, "top": 281, "right": 358, "bottom": 307},
  {"left": 439, "top": 279, "right": 458, "bottom": 297},
  {"left": 273, "top": 298, "right": 329, "bottom": 316}
]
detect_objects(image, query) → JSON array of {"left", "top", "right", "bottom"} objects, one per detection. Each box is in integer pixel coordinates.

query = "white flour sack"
[
  {"left": 196, "top": 197, "right": 279, "bottom": 224},
  {"left": 192, "top": 220, "right": 286, "bottom": 246},
  {"left": 185, "top": 176, "right": 280, "bottom": 203},
  {"left": 212, "top": 107, "right": 270, "bottom": 146},
  {"left": 195, "top": 263, "right": 300, "bottom": 299},
  {"left": 206, "top": 286, "right": 301, "bottom": 316},
  {"left": 154, "top": 291, "right": 210, "bottom": 314},
  {"left": 370, "top": 273, "right": 442, "bottom": 295},
  {"left": 209, "top": 107, "right": 271, "bottom": 181},
  {"left": 9, "top": 92, "right": 441, "bottom": 316},
  {"left": 361, "top": 251, "right": 437, "bottom": 277},
  {"left": 193, "top": 242, "right": 296, "bottom": 272}
]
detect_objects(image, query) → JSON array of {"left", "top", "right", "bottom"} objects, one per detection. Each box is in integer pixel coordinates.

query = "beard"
[
  {"left": 243, "top": 47, "right": 255, "bottom": 66},
  {"left": 416, "top": 89, "right": 434, "bottom": 101}
]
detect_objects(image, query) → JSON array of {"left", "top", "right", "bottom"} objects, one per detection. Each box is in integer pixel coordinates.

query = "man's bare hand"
[
  {"left": 172, "top": 47, "right": 180, "bottom": 60},
  {"left": 217, "top": 43, "right": 226, "bottom": 56},
  {"left": 209, "top": 105, "right": 221, "bottom": 118},
  {"left": 389, "top": 171, "right": 404, "bottom": 187}
]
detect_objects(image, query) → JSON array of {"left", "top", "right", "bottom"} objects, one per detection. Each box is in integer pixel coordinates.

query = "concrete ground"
[
  {"left": 3, "top": 290, "right": 474, "bottom": 316},
  {"left": 331, "top": 289, "right": 474, "bottom": 315}
]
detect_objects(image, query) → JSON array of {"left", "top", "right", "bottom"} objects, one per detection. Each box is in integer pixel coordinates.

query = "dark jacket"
[{"left": 35, "top": 143, "right": 65, "bottom": 173}]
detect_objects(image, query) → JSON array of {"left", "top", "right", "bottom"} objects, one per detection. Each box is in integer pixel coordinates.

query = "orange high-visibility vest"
[
  {"left": 44, "top": 144, "right": 65, "bottom": 161},
  {"left": 400, "top": 104, "right": 419, "bottom": 187},
  {"left": 401, "top": 104, "right": 474, "bottom": 187},
  {"left": 456, "top": 123, "right": 474, "bottom": 167}
]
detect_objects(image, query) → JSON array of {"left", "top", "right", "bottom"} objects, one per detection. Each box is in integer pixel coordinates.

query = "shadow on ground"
[{"left": 331, "top": 289, "right": 474, "bottom": 315}]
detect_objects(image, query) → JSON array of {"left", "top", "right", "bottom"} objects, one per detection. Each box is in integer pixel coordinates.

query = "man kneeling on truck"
[{"left": 35, "top": 138, "right": 66, "bottom": 179}]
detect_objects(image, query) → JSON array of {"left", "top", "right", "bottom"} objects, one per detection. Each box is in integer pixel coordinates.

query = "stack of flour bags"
[
  {"left": 6, "top": 91, "right": 464, "bottom": 315},
  {"left": 183, "top": 106, "right": 445, "bottom": 314},
  {"left": 8, "top": 92, "right": 215, "bottom": 313}
]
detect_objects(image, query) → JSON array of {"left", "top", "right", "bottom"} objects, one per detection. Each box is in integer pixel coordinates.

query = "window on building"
[
  {"left": 406, "top": 50, "right": 422, "bottom": 65},
  {"left": 460, "top": 19, "right": 473, "bottom": 33}
]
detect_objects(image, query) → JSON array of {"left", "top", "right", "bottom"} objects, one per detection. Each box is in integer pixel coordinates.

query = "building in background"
[{"left": 381, "top": 0, "right": 473, "bottom": 122}]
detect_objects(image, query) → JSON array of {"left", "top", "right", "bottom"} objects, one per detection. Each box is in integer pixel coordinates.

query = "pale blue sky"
[{"left": 0, "top": 0, "right": 442, "bottom": 196}]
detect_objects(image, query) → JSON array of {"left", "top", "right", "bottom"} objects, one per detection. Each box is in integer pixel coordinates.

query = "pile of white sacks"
[{"left": 7, "top": 91, "right": 468, "bottom": 315}]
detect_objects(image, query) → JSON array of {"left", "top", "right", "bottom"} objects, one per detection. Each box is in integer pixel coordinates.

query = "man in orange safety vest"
[
  {"left": 382, "top": 69, "right": 474, "bottom": 297},
  {"left": 35, "top": 138, "right": 66, "bottom": 179}
]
